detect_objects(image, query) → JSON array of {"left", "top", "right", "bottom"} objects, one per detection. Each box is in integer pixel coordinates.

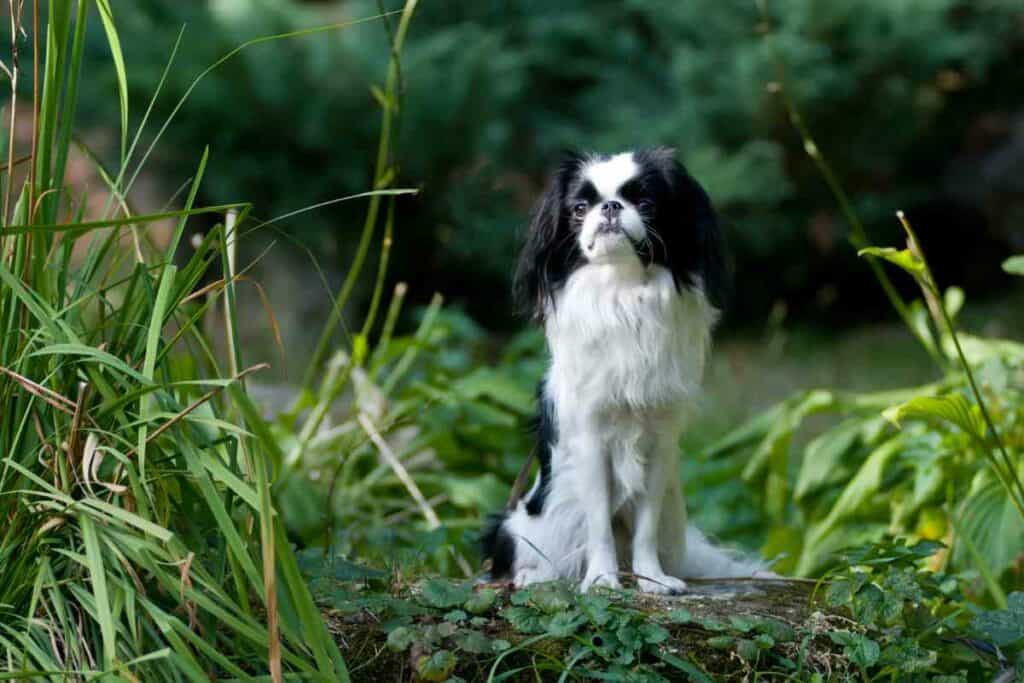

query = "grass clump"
[{"left": 0, "top": 1, "right": 415, "bottom": 679}]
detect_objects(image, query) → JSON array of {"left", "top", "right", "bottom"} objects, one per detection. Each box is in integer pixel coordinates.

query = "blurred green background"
[
  {"left": 78, "top": 0, "right": 1024, "bottom": 359},
  {"left": 71, "top": 4, "right": 1024, "bottom": 551}
]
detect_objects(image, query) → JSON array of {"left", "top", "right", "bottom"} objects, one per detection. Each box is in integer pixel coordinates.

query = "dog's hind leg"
[{"left": 502, "top": 496, "right": 587, "bottom": 587}]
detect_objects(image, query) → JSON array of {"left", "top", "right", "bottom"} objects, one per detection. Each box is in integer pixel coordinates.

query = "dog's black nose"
[{"left": 601, "top": 200, "right": 623, "bottom": 218}]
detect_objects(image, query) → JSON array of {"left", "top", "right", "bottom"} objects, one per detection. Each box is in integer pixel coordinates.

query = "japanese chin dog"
[{"left": 482, "top": 147, "right": 769, "bottom": 594}]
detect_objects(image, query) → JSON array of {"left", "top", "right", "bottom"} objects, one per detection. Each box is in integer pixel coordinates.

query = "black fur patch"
[
  {"left": 631, "top": 147, "right": 732, "bottom": 310},
  {"left": 525, "top": 381, "right": 556, "bottom": 516},
  {"left": 513, "top": 152, "right": 587, "bottom": 320},
  {"left": 480, "top": 512, "right": 515, "bottom": 578}
]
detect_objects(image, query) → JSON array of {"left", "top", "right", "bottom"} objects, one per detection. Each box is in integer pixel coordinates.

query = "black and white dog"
[{"left": 483, "top": 148, "right": 768, "bottom": 594}]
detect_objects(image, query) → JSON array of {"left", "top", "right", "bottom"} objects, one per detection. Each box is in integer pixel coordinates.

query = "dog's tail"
[{"left": 679, "top": 525, "right": 777, "bottom": 579}]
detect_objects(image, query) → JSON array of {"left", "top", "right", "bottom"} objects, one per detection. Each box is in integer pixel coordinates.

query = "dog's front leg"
[
  {"left": 575, "top": 432, "right": 620, "bottom": 591},
  {"left": 632, "top": 443, "right": 688, "bottom": 595}
]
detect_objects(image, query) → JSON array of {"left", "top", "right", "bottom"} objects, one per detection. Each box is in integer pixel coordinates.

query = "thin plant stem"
[
  {"left": 897, "top": 211, "right": 1024, "bottom": 516},
  {"left": 756, "top": 0, "right": 945, "bottom": 370},
  {"left": 301, "top": 0, "right": 419, "bottom": 391},
  {"left": 4, "top": 0, "right": 21, "bottom": 226}
]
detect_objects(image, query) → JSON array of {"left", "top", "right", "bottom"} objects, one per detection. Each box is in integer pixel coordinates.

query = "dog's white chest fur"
[
  {"left": 546, "top": 263, "right": 715, "bottom": 415},
  {"left": 543, "top": 263, "right": 716, "bottom": 504}
]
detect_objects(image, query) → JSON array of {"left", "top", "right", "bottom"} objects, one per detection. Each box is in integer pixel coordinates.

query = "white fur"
[
  {"left": 579, "top": 155, "right": 646, "bottom": 261},
  {"left": 503, "top": 257, "right": 768, "bottom": 592},
  {"left": 584, "top": 153, "right": 638, "bottom": 197}
]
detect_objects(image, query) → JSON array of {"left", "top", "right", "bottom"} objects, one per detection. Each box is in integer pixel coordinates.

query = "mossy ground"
[{"left": 322, "top": 578, "right": 850, "bottom": 681}]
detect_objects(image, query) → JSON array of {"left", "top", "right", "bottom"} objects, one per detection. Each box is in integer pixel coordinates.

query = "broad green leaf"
[
  {"left": 742, "top": 390, "right": 835, "bottom": 483},
  {"left": 421, "top": 580, "right": 473, "bottom": 609},
  {"left": 438, "top": 474, "right": 508, "bottom": 511},
  {"left": 451, "top": 629, "right": 492, "bottom": 654},
  {"left": 1003, "top": 255, "right": 1024, "bottom": 276},
  {"left": 386, "top": 626, "right": 415, "bottom": 652},
  {"left": 797, "top": 439, "right": 903, "bottom": 575},
  {"left": 972, "top": 592, "right": 1024, "bottom": 647},
  {"left": 828, "top": 631, "right": 880, "bottom": 668},
  {"left": 451, "top": 368, "right": 534, "bottom": 415},
  {"left": 949, "top": 333, "right": 1024, "bottom": 364},
  {"left": 858, "top": 247, "right": 924, "bottom": 275},
  {"left": 736, "top": 638, "right": 759, "bottom": 661},
  {"left": 795, "top": 418, "right": 867, "bottom": 500},
  {"left": 953, "top": 476, "right": 1024, "bottom": 575},
  {"left": 463, "top": 588, "right": 497, "bottom": 614},
  {"left": 416, "top": 649, "right": 456, "bottom": 682},
  {"left": 883, "top": 393, "right": 986, "bottom": 442}
]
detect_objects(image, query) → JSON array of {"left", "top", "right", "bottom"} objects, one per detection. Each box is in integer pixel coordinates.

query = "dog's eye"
[
  {"left": 637, "top": 199, "right": 654, "bottom": 213},
  {"left": 572, "top": 202, "right": 588, "bottom": 219}
]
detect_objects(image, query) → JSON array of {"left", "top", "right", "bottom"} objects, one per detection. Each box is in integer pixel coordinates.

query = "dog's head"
[{"left": 514, "top": 147, "right": 730, "bottom": 320}]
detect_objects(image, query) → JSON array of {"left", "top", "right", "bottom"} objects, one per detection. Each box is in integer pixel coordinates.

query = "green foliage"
[
  {"left": 325, "top": 578, "right": 724, "bottom": 680},
  {"left": 315, "top": 569, "right": 1024, "bottom": 680},
  {"left": 82, "top": 0, "right": 1024, "bottom": 325},
  {"left": 0, "top": 0, "right": 422, "bottom": 678},
  {"left": 1005, "top": 256, "right": 1024, "bottom": 277},
  {"left": 820, "top": 539, "right": 1024, "bottom": 679}
]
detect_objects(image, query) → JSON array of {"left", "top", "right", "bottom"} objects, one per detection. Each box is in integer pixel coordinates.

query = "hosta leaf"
[
  {"left": 439, "top": 474, "right": 508, "bottom": 511},
  {"left": 883, "top": 393, "right": 986, "bottom": 442},
  {"left": 451, "top": 368, "right": 534, "bottom": 414},
  {"left": 795, "top": 418, "right": 863, "bottom": 500},
  {"left": 797, "top": 438, "right": 902, "bottom": 574},
  {"left": 950, "top": 333, "right": 1024, "bottom": 364},
  {"left": 953, "top": 477, "right": 1024, "bottom": 575},
  {"left": 858, "top": 247, "right": 924, "bottom": 274},
  {"left": 742, "top": 390, "right": 835, "bottom": 485},
  {"left": 823, "top": 438, "right": 903, "bottom": 523}
]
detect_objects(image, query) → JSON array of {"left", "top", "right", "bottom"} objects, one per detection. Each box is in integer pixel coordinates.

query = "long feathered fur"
[{"left": 485, "top": 148, "right": 769, "bottom": 593}]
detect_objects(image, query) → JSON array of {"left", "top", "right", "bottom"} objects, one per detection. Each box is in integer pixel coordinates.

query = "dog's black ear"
[
  {"left": 684, "top": 171, "right": 732, "bottom": 311},
  {"left": 643, "top": 147, "right": 732, "bottom": 311},
  {"left": 514, "top": 152, "right": 584, "bottom": 320}
]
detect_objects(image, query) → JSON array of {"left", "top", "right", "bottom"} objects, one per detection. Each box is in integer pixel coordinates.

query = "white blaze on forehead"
[{"left": 583, "top": 153, "right": 638, "bottom": 198}]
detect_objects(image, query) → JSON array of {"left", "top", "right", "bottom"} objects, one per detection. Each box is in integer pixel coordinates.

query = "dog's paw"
[
  {"left": 637, "top": 574, "right": 688, "bottom": 595},
  {"left": 580, "top": 571, "right": 621, "bottom": 592}
]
